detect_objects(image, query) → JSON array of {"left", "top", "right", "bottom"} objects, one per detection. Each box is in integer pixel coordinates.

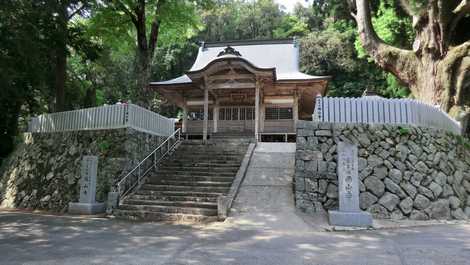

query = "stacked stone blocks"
[
  {"left": 295, "top": 121, "right": 470, "bottom": 220},
  {"left": 0, "top": 128, "right": 164, "bottom": 212}
]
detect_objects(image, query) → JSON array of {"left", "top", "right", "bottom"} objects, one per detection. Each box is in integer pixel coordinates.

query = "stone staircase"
[{"left": 114, "top": 137, "right": 253, "bottom": 222}]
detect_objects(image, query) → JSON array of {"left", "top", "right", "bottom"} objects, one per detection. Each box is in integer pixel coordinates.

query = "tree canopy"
[{"left": 1, "top": 0, "right": 468, "bottom": 164}]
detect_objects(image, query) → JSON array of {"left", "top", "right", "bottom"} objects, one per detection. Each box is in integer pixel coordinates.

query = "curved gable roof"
[{"left": 151, "top": 39, "right": 330, "bottom": 86}]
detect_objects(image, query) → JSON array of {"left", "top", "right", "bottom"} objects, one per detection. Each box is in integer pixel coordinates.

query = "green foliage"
[
  {"left": 300, "top": 21, "right": 391, "bottom": 98},
  {"left": 0, "top": 0, "right": 55, "bottom": 160},
  {"left": 98, "top": 140, "right": 111, "bottom": 154},
  {"left": 199, "top": 0, "right": 284, "bottom": 41},
  {"left": 455, "top": 135, "right": 470, "bottom": 150},
  {"left": 356, "top": 1, "right": 414, "bottom": 59},
  {"left": 1, "top": 0, "right": 422, "bottom": 161},
  {"left": 273, "top": 15, "right": 309, "bottom": 38},
  {"left": 398, "top": 127, "right": 410, "bottom": 136}
]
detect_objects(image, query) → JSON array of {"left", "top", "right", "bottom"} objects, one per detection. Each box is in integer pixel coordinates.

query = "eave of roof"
[
  {"left": 202, "top": 38, "right": 294, "bottom": 48},
  {"left": 150, "top": 38, "right": 331, "bottom": 87},
  {"left": 186, "top": 56, "right": 276, "bottom": 79}
]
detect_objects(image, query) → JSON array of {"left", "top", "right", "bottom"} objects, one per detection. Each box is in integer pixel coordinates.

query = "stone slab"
[
  {"left": 337, "top": 142, "right": 360, "bottom": 212},
  {"left": 255, "top": 143, "right": 296, "bottom": 153},
  {"left": 243, "top": 167, "right": 293, "bottom": 186},
  {"left": 218, "top": 143, "right": 256, "bottom": 220},
  {"left": 250, "top": 153, "right": 295, "bottom": 169},
  {"left": 68, "top": 202, "right": 106, "bottom": 215},
  {"left": 329, "top": 210, "right": 373, "bottom": 227},
  {"left": 79, "top": 156, "right": 98, "bottom": 204}
]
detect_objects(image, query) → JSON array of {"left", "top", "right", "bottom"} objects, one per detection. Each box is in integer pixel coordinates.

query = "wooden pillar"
[
  {"left": 203, "top": 86, "right": 209, "bottom": 143},
  {"left": 182, "top": 105, "right": 188, "bottom": 133},
  {"left": 213, "top": 101, "right": 219, "bottom": 133},
  {"left": 260, "top": 101, "right": 265, "bottom": 132},
  {"left": 293, "top": 92, "right": 299, "bottom": 127},
  {"left": 255, "top": 80, "right": 260, "bottom": 141}
]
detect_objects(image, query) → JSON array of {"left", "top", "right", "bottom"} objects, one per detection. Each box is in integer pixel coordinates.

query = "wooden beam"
[
  {"left": 208, "top": 74, "right": 255, "bottom": 82},
  {"left": 210, "top": 82, "right": 256, "bottom": 90}
]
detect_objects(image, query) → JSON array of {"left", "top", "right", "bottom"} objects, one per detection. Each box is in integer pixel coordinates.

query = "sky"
[{"left": 274, "top": 0, "right": 312, "bottom": 13}]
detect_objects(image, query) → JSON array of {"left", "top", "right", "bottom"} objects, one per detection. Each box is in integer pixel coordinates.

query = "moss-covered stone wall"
[{"left": 0, "top": 128, "right": 164, "bottom": 212}]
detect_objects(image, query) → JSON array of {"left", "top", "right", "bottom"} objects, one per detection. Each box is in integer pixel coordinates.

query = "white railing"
[
  {"left": 313, "top": 96, "right": 462, "bottom": 135},
  {"left": 28, "top": 104, "right": 175, "bottom": 136}
]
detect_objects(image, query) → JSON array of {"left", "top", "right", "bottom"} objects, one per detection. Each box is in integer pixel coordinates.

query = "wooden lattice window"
[
  {"left": 188, "top": 108, "right": 213, "bottom": 120},
  {"left": 219, "top": 107, "right": 254, "bottom": 121},
  {"left": 265, "top": 107, "right": 293, "bottom": 120}
]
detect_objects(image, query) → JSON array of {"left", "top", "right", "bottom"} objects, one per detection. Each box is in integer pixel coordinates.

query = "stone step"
[
  {"left": 114, "top": 137, "right": 248, "bottom": 223},
  {"left": 177, "top": 144, "right": 249, "bottom": 149},
  {"left": 114, "top": 210, "right": 217, "bottom": 222},
  {"left": 165, "top": 159, "right": 243, "bottom": 164},
  {"left": 118, "top": 204, "right": 217, "bottom": 216},
  {"left": 182, "top": 139, "right": 251, "bottom": 143},
  {"left": 147, "top": 180, "right": 232, "bottom": 187},
  {"left": 134, "top": 190, "right": 223, "bottom": 198},
  {"left": 124, "top": 199, "right": 217, "bottom": 209},
  {"left": 140, "top": 184, "right": 229, "bottom": 193},
  {"left": 173, "top": 151, "right": 247, "bottom": 156},
  {"left": 164, "top": 162, "right": 242, "bottom": 167},
  {"left": 158, "top": 166, "right": 240, "bottom": 172},
  {"left": 155, "top": 170, "right": 236, "bottom": 177},
  {"left": 170, "top": 153, "right": 244, "bottom": 159},
  {"left": 147, "top": 175, "right": 235, "bottom": 183},
  {"left": 129, "top": 194, "right": 218, "bottom": 203}
]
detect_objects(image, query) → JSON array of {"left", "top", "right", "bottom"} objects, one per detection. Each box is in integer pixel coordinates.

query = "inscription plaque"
[
  {"left": 329, "top": 142, "right": 372, "bottom": 227},
  {"left": 69, "top": 156, "right": 105, "bottom": 215}
]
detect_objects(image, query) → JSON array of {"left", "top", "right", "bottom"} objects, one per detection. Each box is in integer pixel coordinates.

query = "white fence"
[
  {"left": 313, "top": 96, "right": 461, "bottom": 135},
  {"left": 28, "top": 104, "right": 175, "bottom": 136}
]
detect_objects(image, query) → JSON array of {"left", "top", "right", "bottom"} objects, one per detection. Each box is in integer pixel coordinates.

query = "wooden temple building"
[{"left": 150, "top": 39, "right": 330, "bottom": 141}]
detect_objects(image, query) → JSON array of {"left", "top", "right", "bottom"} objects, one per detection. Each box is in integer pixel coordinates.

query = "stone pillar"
[
  {"left": 255, "top": 80, "right": 260, "bottom": 141},
  {"left": 69, "top": 156, "right": 105, "bottom": 214},
  {"left": 203, "top": 86, "right": 209, "bottom": 142},
  {"left": 182, "top": 106, "right": 188, "bottom": 133},
  {"left": 328, "top": 142, "right": 372, "bottom": 227}
]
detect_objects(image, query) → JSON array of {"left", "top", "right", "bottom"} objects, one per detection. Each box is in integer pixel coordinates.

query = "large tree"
[
  {"left": 352, "top": 0, "right": 470, "bottom": 121},
  {"left": 96, "top": 0, "right": 207, "bottom": 105}
]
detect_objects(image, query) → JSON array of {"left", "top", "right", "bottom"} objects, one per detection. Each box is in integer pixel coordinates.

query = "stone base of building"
[
  {"left": 329, "top": 210, "right": 373, "bottom": 227},
  {"left": 68, "top": 202, "right": 106, "bottom": 215}
]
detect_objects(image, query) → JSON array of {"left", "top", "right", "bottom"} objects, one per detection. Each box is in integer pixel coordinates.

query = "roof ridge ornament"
[{"left": 217, "top": 46, "right": 242, "bottom": 57}]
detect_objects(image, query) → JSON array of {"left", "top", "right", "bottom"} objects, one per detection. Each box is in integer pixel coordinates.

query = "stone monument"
[
  {"left": 329, "top": 142, "right": 372, "bottom": 227},
  {"left": 69, "top": 156, "right": 106, "bottom": 214}
]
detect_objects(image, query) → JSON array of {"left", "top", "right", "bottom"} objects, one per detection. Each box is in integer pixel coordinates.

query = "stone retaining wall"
[
  {"left": 0, "top": 129, "right": 164, "bottom": 212},
  {"left": 295, "top": 121, "right": 470, "bottom": 220}
]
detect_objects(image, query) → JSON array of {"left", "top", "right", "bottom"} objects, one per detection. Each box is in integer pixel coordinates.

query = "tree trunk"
[
  {"left": 135, "top": 47, "right": 152, "bottom": 106},
  {"left": 54, "top": 3, "right": 68, "bottom": 112},
  {"left": 54, "top": 45, "right": 67, "bottom": 112},
  {"left": 353, "top": 0, "right": 470, "bottom": 133}
]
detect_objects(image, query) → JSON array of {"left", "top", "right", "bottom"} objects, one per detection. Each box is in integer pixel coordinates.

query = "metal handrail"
[{"left": 115, "top": 128, "right": 182, "bottom": 201}]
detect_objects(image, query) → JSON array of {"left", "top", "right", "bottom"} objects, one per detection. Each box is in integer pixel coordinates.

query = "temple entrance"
[
  {"left": 151, "top": 39, "right": 330, "bottom": 142},
  {"left": 218, "top": 106, "right": 255, "bottom": 133},
  {"left": 185, "top": 106, "right": 255, "bottom": 134}
]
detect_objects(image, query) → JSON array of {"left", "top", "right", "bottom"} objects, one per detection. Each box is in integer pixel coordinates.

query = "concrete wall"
[
  {"left": 295, "top": 121, "right": 470, "bottom": 220},
  {"left": 0, "top": 128, "right": 164, "bottom": 212}
]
